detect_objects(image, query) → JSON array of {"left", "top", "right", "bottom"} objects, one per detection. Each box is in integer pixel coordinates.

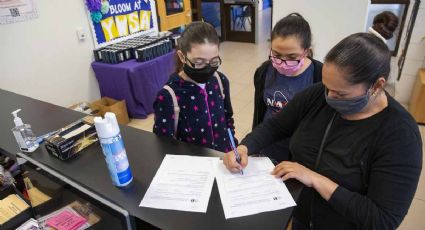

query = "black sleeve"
[
  {"left": 328, "top": 118, "right": 423, "bottom": 229},
  {"left": 311, "top": 58, "right": 323, "bottom": 83},
  {"left": 241, "top": 83, "right": 324, "bottom": 154},
  {"left": 252, "top": 61, "right": 270, "bottom": 130},
  {"left": 218, "top": 72, "right": 238, "bottom": 145}
]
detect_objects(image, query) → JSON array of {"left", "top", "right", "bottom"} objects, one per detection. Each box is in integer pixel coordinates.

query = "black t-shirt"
[{"left": 241, "top": 83, "right": 423, "bottom": 230}]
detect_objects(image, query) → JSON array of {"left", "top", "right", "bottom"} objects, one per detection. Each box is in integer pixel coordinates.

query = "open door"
[
  {"left": 156, "top": 0, "right": 192, "bottom": 31},
  {"left": 223, "top": 0, "right": 256, "bottom": 43}
]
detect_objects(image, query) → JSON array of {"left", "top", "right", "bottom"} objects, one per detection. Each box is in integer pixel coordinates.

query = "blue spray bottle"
[{"left": 94, "top": 112, "right": 133, "bottom": 187}]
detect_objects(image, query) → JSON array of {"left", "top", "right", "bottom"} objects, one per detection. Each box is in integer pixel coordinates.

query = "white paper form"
[
  {"left": 139, "top": 155, "right": 219, "bottom": 213},
  {"left": 215, "top": 157, "right": 296, "bottom": 219}
]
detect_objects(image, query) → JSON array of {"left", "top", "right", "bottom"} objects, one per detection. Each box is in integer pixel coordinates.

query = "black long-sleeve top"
[{"left": 241, "top": 83, "right": 423, "bottom": 229}]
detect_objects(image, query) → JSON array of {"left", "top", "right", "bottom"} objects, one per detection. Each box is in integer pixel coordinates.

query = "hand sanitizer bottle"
[
  {"left": 11, "top": 109, "right": 39, "bottom": 152},
  {"left": 94, "top": 112, "right": 133, "bottom": 187}
]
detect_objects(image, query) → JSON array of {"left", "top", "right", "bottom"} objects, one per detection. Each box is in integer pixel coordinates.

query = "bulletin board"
[{"left": 85, "top": 0, "right": 159, "bottom": 48}]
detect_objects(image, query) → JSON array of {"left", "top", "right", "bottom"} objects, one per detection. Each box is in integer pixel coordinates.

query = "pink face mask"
[{"left": 270, "top": 53, "right": 305, "bottom": 76}]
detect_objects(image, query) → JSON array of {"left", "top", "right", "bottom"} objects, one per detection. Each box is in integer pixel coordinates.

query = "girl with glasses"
[
  {"left": 252, "top": 13, "right": 323, "bottom": 163},
  {"left": 153, "top": 22, "right": 237, "bottom": 153}
]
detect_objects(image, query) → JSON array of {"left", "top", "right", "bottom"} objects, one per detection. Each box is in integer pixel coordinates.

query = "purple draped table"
[{"left": 91, "top": 51, "right": 175, "bottom": 119}]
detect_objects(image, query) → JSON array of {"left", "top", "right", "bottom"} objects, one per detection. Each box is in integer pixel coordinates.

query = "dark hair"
[
  {"left": 174, "top": 21, "right": 219, "bottom": 73},
  {"left": 271, "top": 13, "right": 312, "bottom": 50},
  {"left": 372, "top": 11, "right": 399, "bottom": 40},
  {"left": 325, "top": 33, "right": 391, "bottom": 85}
]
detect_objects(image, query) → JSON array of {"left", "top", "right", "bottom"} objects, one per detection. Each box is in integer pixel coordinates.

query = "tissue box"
[{"left": 45, "top": 119, "right": 98, "bottom": 161}]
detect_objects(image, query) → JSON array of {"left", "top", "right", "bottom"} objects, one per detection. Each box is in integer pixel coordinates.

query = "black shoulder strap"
[{"left": 314, "top": 112, "right": 337, "bottom": 170}]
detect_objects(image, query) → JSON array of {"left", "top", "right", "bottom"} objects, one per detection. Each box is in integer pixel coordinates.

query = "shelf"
[{"left": 21, "top": 164, "right": 129, "bottom": 229}]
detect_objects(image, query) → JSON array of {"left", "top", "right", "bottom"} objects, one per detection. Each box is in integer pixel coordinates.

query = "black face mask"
[{"left": 183, "top": 64, "right": 218, "bottom": 84}]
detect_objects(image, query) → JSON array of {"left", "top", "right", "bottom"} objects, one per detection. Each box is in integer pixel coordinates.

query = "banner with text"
[{"left": 86, "top": 0, "right": 158, "bottom": 48}]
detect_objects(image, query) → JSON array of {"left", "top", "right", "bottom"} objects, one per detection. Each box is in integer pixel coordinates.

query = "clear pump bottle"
[{"left": 11, "top": 109, "right": 38, "bottom": 152}]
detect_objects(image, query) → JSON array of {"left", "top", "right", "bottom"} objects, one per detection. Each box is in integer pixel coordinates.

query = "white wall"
[
  {"left": 0, "top": 0, "right": 100, "bottom": 107},
  {"left": 396, "top": 2, "right": 425, "bottom": 104},
  {"left": 272, "top": 0, "right": 370, "bottom": 62}
]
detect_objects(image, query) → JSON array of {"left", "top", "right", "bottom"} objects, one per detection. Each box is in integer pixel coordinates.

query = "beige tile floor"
[{"left": 128, "top": 8, "right": 425, "bottom": 230}]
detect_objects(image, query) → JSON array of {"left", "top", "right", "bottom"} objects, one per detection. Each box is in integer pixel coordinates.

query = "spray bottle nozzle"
[{"left": 11, "top": 109, "right": 21, "bottom": 118}]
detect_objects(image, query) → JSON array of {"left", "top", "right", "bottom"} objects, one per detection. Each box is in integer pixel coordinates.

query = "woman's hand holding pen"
[{"left": 223, "top": 145, "right": 248, "bottom": 173}]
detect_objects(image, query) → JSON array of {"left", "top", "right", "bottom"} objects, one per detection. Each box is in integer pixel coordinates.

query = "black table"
[{"left": 0, "top": 89, "right": 303, "bottom": 230}]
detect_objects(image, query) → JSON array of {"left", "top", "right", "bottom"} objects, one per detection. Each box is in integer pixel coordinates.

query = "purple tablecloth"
[{"left": 91, "top": 51, "right": 175, "bottom": 119}]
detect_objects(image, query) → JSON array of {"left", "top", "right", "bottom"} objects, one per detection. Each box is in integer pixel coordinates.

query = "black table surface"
[{"left": 0, "top": 89, "right": 303, "bottom": 230}]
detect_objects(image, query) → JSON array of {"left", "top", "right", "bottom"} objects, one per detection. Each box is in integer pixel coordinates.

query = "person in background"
[
  {"left": 252, "top": 13, "right": 322, "bottom": 163},
  {"left": 368, "top": 11, "right": 399, "bottom": 96},
  {"left": 368, "top": 11, "right": 399, "bottom": 44},
  {"left": 153, "top": 22, "right": 237, "bottom": 153},
  {"left": 224, "top": 33, "right": 422, "bottom": 230}
]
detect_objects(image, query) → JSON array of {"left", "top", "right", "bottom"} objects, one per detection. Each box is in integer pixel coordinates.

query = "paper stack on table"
[
  {"left": 24, "top": 177, "right": 51, "bottom": 207},
  {"left": 139, "top": 155, "right": 296, "bottom": 219},
  {"left": 139, "top": 155, "right": 218, "bottom": 213},
  {"left": 215, "top": 157, "right": 296, "bottom": 219},
  {"left": 45, "top": 210, "right": 87, "bottom": 230},
  {"left": 0, "top": 194, "right": 30, "bottom": 224},
  {"left": 16, "top": 218, "right": 41, "bottom": 230},
  {"left": 37, "top": 204, "right": 92, "bottom": 230}
]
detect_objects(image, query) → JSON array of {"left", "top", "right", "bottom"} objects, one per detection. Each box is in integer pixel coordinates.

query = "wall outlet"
[{"left": 76, "top": 27, "right": 86, "bottom": 41}]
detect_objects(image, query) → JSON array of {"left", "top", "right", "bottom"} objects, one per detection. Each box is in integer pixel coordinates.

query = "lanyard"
[{"left": 314, "top": 112, "right": 337, "bottom": 170}]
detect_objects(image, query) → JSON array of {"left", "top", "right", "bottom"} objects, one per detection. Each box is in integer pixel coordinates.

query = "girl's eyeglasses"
[
  {"left": 185, "top": 56, "right": 222, "bottom": 69},
  {"left": 269, "top": 55, "right": 302, "bottom": 67}
]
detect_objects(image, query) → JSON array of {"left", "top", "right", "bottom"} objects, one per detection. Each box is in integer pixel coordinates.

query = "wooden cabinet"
[
  {"left": 409, "top": 69, "right": 425, "bottom": 124},
  {"left": 156, "top": 0, "right": 193, "bottom": 31}
]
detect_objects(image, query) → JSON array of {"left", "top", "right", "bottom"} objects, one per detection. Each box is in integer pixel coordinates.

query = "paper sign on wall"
[{"left": 0, "top": 0, "right": 38, "bottom": 24}]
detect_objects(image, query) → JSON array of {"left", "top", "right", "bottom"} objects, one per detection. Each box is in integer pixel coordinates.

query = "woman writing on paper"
[{"left": 223, "top": 33, "right": 422, "bottom": 230}]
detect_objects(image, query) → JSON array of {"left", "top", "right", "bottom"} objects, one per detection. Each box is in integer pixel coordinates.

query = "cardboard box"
[
  {"left": 409, "top": 69, "right": 425, "bottom": 124},
  {"left": 90, "top": 97, "right": 130, "bottom": 125},
  {"left": 45, "top": 119, "right": 98, "bottom": 161}
]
